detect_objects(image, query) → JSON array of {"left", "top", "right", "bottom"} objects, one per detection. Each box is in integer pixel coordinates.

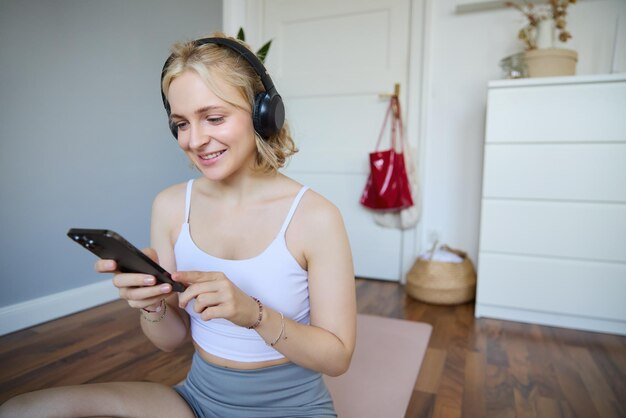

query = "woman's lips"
[{"left": 198, "top": 149, "right": 226, "bottom": 165}]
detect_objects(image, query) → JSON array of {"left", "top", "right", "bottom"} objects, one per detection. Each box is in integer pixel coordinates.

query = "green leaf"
[
  {"left": 237, "top": 27, "right": 245, "bottom": 41},
  {"left": 256, "top": 40, "right": 272, "bottom": 63}
]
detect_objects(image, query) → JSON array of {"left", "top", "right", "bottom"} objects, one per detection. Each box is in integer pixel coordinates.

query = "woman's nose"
[{"left": 188, "top": 123, "right": 210, "bottom": 149}]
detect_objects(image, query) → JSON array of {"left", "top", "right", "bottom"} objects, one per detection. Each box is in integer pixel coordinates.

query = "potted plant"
[
  {"left": 236, "top": 28, "right": 272, "bottom": 63},
  {"left": 507, "top": 0, "right": 578, "bottom": 77}
]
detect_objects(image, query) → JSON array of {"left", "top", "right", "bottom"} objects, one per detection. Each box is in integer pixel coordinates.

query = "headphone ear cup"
[
  {"left": 163, "top": 99, "right": 178, "bottom": 140},
  {"left": 253, "top": 92, "right": 285, "bottom": 139},
  {"left": 169, "top": 119, "right": 178, "bottom": 140},
  {"left": 252, "top": 93, "right": 266, "bottom": 137}
]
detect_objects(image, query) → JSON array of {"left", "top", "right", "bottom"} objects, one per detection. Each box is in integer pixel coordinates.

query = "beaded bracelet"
[
  {"left": 141, "top": 300, "right": 167, "bottom": 323},
  {"left": 247, "top": 297, "right": 264, "bottom": 329}
]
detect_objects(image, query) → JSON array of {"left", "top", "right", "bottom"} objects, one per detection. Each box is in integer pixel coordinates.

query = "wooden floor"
[{"left": 1, "top": 278, "right": 625, "bottom": 417}]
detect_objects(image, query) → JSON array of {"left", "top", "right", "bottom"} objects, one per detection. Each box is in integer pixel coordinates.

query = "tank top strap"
[
  {"left": 279, "top": 186, "right": 309, "bottom": 237},
  {"left": 184, "top": 179, "right": 194, "bottom": 224}
]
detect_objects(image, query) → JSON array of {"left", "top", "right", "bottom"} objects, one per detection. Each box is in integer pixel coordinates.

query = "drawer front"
[
  {"left": 482, "top": 143, "right": 626, "bottom": 202},
  {"left": 479, "top": 200, "right": 626, "bottom": 262},
  {"left": 486, "top": 81, "right": 626, "bottom": 143},
  {"left": 476, "top": 253, "right": 626, "bottom": 320}
]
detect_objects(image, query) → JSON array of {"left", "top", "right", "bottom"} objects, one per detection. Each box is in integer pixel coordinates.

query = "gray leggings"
[{"left": 174, "top": 352, "right": 337, "bottom": 418}]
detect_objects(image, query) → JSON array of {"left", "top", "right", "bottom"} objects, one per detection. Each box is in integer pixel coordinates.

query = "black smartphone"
[{"left": 67, "top": 228, "right": 185, "bottom": 292}]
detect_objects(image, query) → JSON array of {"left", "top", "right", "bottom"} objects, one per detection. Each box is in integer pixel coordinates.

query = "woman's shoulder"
[
  {"left": 301, "top": 188, "right": 339, "bottom": 215},
  {"left": 155, "top": 181, "right": 189, "bottom": 202},
  {"left": 288, "top": 186, "right": 349, "bottom": 264},
  {"left": 295, "top": 186, "right": 345, "bottom": 233},
  {"left": 152, "top": 181, "right": 190, "bottom": 217}
]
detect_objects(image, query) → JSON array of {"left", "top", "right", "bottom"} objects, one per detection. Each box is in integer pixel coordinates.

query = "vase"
[
  {"left": 499, "top": 52, "right": 528, "bottom": 79},
  {"left": 536, "top": 18, "right": 556, "bottom": 49},
  {"left": 524, "top": 48, "right": 578, "bottom": 77}
]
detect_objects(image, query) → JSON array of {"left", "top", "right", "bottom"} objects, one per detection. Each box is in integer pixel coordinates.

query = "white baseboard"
[
  {"left": 475, "top": 303, "right": 626, "bottom": 336},
  {"left": 0, "top": 280, "right": 119, "bottom": 336}
]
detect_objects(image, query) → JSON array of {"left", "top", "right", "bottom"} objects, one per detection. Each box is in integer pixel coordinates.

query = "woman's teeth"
[{"left": 201, "top": 150, "right": 225, "bottom": 160}]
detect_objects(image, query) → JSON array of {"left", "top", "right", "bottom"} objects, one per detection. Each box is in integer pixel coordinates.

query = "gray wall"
[{"left": 0, "top": 0, "right": 222, "bottom": 307}]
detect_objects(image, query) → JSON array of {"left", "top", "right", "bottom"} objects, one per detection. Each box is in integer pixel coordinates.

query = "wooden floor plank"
[
  {"left": 415, "top": 348, "right": 446, "bottom": 394},
  {"left": 513, "top": 387, "right": 537, "bottom": 418},
  {"left": 0, "top": 328, "right": 152, "bottom": 399},
  {"left": 405, "top": 390, "right": 435, "bottom": 418},
  {"left": 432, "top": 343, "right": 465, "bottom": 418},
  {"left": 462, "top": 351, "right": 485, "bottom": 418},
  {"left": 432, "top": 402, "right": 462, "bottom": 418},
  {"left": 553, "top": 361, "right": 601, "bottom": 418},
  {"left": 535, "top": 396, "right": 574, "bottom": 418},
  {"left": 566, "top": 345, "right": 622, "bottom": 418},
  {"left": 597, "top": 333, "right": 626, "bottom": 375},
  {"left": 525, "top": 324, "right": 567, "bottom": 402},
  {"left": 484, "top": 320, "right": 509, "bottom": 368},
  {"left": 587, "top": 332, "right": 626, "bottom": 404},
  {"left": 485, "top": 364, "right": 516, "bottom": 418},
  {"left": 0, "top": 313, "right": 137, "bottom": 383}
]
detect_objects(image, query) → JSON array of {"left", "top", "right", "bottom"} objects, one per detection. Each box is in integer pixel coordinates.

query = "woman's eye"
[
  {"left": 176, "top": 121, "right": 189, "bottom": 130},
  {"left": 207, "top": 116, "right": 224, "bottom": 124}
]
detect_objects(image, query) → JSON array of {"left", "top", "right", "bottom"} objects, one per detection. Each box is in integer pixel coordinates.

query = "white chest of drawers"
[{"left": 475, "top": 73, "right": 626, "bottom": 335}]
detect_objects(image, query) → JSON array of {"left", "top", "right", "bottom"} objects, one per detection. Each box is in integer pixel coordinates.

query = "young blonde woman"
[{"left": 0, "top": 33, "right": 356, "bottom": 418}]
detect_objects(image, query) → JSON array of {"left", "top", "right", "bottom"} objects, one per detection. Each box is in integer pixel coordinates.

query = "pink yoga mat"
[{"left": 324, "top": 314, "right": 432, "bottom": 418}]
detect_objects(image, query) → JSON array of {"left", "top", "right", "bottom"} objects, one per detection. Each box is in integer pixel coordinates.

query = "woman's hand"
[
  {"left": 94, "top": 248, "right": 173, "bottom": 311},
  {"left": 174, "top": 271, "right": 259, "bottom": 328}
]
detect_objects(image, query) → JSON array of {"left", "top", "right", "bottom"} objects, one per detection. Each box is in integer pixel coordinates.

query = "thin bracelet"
[
  {"left": 247, "top": 297, "right": 264, "bottom": 329},
  {"left": 141, "top": 300, "right": 167, "bottom": 323},
  {"left": 141, "top": 299, "right": 164, "bottom": 314},
  {"left": 268, "top": 312, "right": 287, "bottom": 347}
]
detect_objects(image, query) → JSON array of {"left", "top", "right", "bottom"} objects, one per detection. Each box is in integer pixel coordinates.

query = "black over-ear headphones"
[{"left": 160, "top": 37, "right": 285, "bottom": 140}]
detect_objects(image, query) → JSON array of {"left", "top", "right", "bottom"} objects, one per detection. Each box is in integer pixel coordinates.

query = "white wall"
[
  {"left": 418, "top": 0, "right": 626, "bottom": 263},
  {"left": 0, "top": 0, "right": 222, "bottom": 309}
]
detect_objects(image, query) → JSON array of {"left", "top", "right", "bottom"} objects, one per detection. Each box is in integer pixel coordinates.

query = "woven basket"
[{"left": 406, "top": 245, "right": 476, "bottom": 305}]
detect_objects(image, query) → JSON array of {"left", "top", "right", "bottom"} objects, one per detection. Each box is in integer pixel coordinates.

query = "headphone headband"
[
  {"left": 161, "top": 36, "right": 284, "bottom": 140},
  {"left": 193, "top": 38, "right": 277, "bottom": 95}
]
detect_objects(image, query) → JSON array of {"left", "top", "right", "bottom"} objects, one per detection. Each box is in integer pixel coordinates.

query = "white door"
[{"left": 261, "top": 0, "right": 412, "bottom": 280}]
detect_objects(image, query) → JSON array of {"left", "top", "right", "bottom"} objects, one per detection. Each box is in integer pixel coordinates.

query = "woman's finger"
[
  {"left": 121, "top": 283, "right": 172, "bottom": 302},
  {"left": 112, "top": 273, "right": 157, "bottom": 289},
  {"left": 178, "top": 282, "right": 219, "bottom": 308},
  {"left": 95, "top": 259, "right": 117, "bottom": 273},
  {"left": 193, "top": 292, "right": 221, "bottom": 314},
  {"left": 199, "top": 305, "right": 224, "bottom": 321},
  {"left": 127, "top": 295, "right": 164, "bottom": 310},
  {"left": 141, "top": 247, "right": 159, "bottom": 263},
  {"left": 172, "top": 271, "right": 221, "bottom": 285}
]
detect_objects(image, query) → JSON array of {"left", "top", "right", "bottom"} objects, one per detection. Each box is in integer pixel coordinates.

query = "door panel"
[
  {"left": 263, "top": 0, "right": 411, "bottom": 280},
  {"left": 286, "top": 95, "right": 387, "bottom": 174}
]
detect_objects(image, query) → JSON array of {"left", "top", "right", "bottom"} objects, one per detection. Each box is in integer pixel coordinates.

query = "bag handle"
[
  {"left": 374, "top": 96, "right": 404, "bottom": 152},
  {"left": 393, "top": 96, "right": 405, "bottom": 153},
  {"left": 393, "top": 95, "right": 416, "bottom": 172}
]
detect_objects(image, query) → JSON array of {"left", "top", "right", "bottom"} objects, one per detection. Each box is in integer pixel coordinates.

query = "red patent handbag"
[{"left": 360, "top": 96, "right": 413, "bottom": 210}]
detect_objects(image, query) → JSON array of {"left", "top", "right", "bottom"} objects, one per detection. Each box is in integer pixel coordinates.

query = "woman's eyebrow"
[{"left": 170, "top": 105, "right": 226, "bottom": 119}]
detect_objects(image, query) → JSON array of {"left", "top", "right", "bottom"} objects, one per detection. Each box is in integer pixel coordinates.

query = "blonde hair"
[{"left": 161, "top": 33, "right": 297, "bottom": 173}]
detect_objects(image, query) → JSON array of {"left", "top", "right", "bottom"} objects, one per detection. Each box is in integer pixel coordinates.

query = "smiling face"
[{"left": 167, "top": 70, "right": 257, "bottom": 182}]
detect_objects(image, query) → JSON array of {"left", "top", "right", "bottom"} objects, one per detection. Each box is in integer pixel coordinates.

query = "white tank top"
[{"left": 174, "top": 179, "right": 310, "bottom": 362}]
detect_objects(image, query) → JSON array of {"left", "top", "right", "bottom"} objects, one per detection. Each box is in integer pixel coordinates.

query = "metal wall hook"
[{"left": 378, "top": 83, "right": 401, "bottom": 100}]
